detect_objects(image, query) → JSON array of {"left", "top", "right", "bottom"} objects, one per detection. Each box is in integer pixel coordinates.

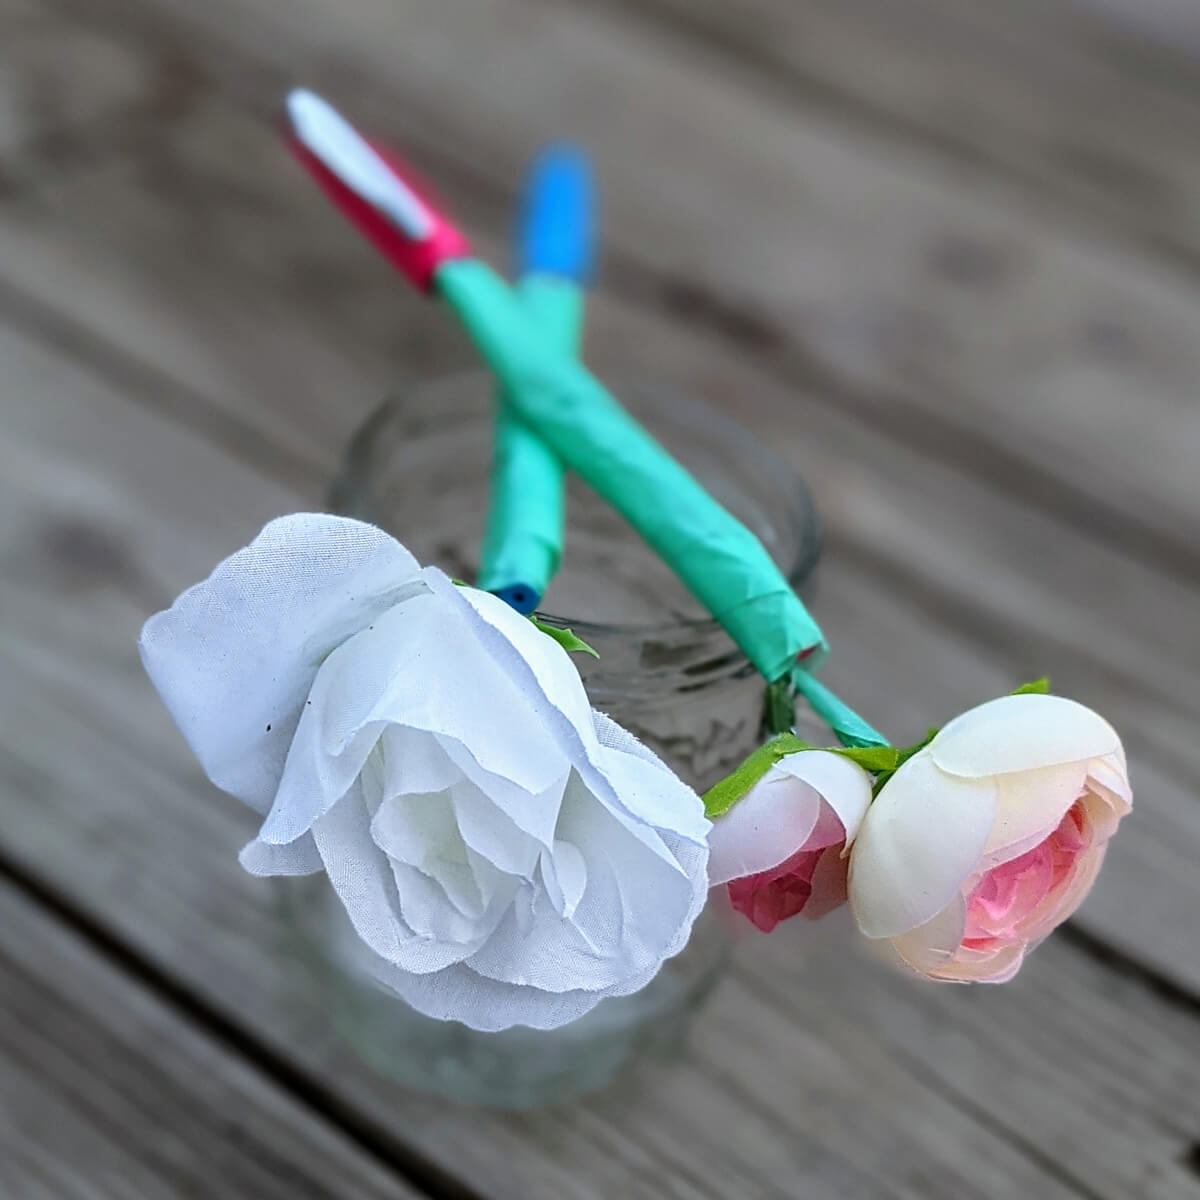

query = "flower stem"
[{"left": 792, "top": 671, "right": 889, "bottom": 749}]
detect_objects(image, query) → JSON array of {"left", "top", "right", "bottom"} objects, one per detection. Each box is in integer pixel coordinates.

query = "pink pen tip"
[{"left": 283, "top": 89, "right": 470, "bottom": 292}]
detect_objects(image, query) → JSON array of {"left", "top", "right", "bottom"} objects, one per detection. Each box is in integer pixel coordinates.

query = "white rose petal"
[
  {"left": 930, "top": 693, "right": 1120, "bottom": 778},
  {"left": 312, "top": 782, "right": 484, "bottom": 974},
  {"left": 985, "top": 760, "right": 1089, "bottom": 859},
  {"left": 139, "top": 513, "right": 422, "bottom": 813},
  {"left": 457, "top": 585, "right": 599, "bottom": 749},
  {"left": 260, "top": 576, "right": 572, "bottom": 847},
  {"left": 849, "top": 750, "right": 996, "bottom": 940},
  {"left": 1086, "top": 752, "right": 1134, "bottom": 827},
  {"left": 238, "top": 833, "right": 323, "bottom": 878},
  {"left": 928, "top": 940, "right": 1026, "bottom": 985},
  {"left": 707, "top": 750, "right": 872, "bottom": 886},
  {"left": 774, "top": 750, "right": 873, "bottom": 853},
  {"left": 889, "top": 895, "right": 967, "bottom": 976}
]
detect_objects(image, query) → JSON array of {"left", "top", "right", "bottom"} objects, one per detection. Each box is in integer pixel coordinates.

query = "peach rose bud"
[
  {"left": 848, "top": 694, "right": 1132, "bottom": 982},
  {"left": 708, "top": 751, "right": 873, "bottom": 931}
]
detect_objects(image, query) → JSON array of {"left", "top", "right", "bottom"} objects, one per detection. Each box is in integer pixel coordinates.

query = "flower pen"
[
  {"left": 283, "top": 89, "right": 828, "bottom": 688},
  {"left": 475, "top": 145, "right": 594, "bottom": 615}
]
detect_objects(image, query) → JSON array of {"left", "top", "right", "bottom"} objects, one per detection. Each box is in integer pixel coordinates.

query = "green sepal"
[
  {"left": 1012, "top": 677, "right": 1050, "bottom": 695},
  {"left": 702, "top": 733, "right": 812, "bottom": 818},
  {"left": 867, "top": 728, "right": 938, "bottom": 796},
  {"left": 763, "top": 677, "right": 796, "bottom": 737},
  {"left": 530, "top": 616, "right": 599, "bottom": 658}
]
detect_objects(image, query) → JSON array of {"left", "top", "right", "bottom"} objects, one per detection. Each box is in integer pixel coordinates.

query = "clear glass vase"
[{"left": 280, "top": 373, "right": 821, "bottom": 1108}]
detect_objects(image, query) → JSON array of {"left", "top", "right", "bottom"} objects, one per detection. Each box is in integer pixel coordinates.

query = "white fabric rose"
[
  {"left": 140, "top": 514, "right": 710, "bottom": 1030},
  {"left": 848, "top": 694, "right": 1131, "bottom": 983}
]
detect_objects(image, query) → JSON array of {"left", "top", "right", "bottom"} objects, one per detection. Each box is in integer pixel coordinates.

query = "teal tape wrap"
[
  {"left": 438, "top": 258, "right": 828, "bottom": 681},
  {"left": 476, "top": 276, "right": 582, "bottom": 599}
]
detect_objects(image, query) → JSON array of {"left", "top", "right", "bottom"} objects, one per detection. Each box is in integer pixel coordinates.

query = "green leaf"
[
  {"left": 831, "top": 745, "right": 901, "bottom": 772},
  {"left": 702, "top": 733, "right": 811, "bottom": 818},
  {"left": 530, "top": 616, "right": 599, "bottom": 658},
  {"left": 1012, "top": 677, "right": 1051, "bottom": 695}
]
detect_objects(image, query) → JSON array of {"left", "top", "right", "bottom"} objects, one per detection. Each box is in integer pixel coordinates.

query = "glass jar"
[{"left": 282, "top": 373, "right": 821, "bottom": 1108}]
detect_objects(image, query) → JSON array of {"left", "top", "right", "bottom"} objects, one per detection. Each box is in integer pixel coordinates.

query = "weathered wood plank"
[
  {"left": 2, "top": 4, "right": 1199, "bottom": 1197},
  {"left": 0, "top": 873, "right": 425, "bottom": 1200},
  {"left": 1, "top": 250, "right": 1198, "bottom": 1200},
  {"left": 595, "top": 0, "right": 1200, "bottom": 266},
  {"left": 32, "top": 0, "right": 1200, "bottom": 578},
  {"left": 0, "top": 0, "right": 155, "bottom": 158}
]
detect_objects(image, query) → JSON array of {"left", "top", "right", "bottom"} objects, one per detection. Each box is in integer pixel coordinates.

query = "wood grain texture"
[
  {"left": 595, "top": 0, "right": 1200, "bottom": 260},
  {"left": 2, "top": 0, "right": 1199, "bottom": 1198},
  {"left": 0, "top": 871, "right": 425, "bottom": 1200},
  {"left": 0, "top": 0, "right": 154, "bottom": 158},
  {"left": 42, "top": 0, "right": 1200, "bottom": 578}
]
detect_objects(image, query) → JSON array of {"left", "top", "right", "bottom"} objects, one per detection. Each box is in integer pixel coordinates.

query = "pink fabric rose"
[
  {"left": 849, "top": 694, "right": 1132, "bottom": 982},
  {"left": 707, "top": 751, "right": 874, "bottom": 931}
]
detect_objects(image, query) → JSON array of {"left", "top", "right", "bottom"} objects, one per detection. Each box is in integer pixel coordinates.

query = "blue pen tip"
[
  {"left": 519, "top": 143, "right": 594, "bottom": 281},
  {"left": 492, "top": 583, "right": 541, "bottom": 616}
]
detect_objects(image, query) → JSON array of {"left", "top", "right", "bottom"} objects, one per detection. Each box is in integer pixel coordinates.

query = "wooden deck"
[{"left": 3, "top": 0, "right": 1199, "bottom": 1196}]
